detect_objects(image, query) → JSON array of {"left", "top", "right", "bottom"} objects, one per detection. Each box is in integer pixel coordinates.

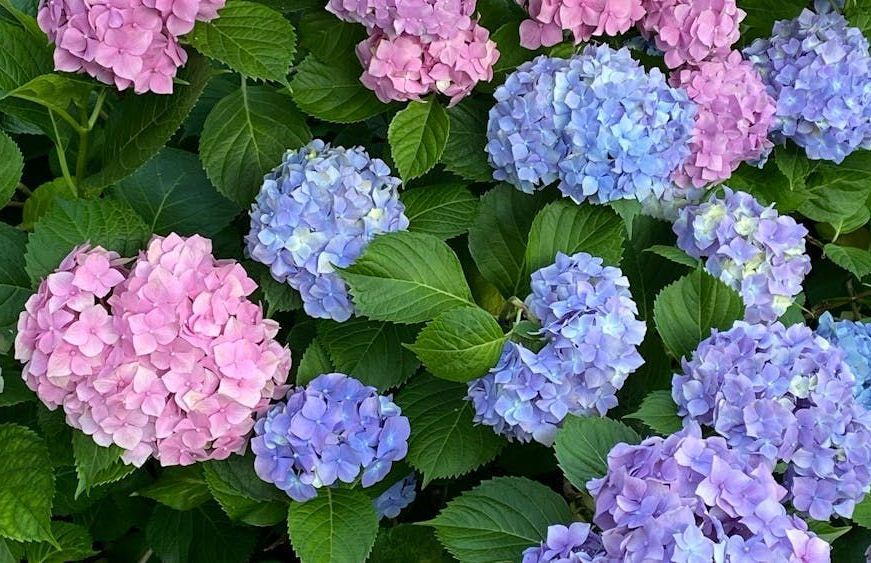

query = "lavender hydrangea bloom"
[
  {"left": 744, "top": 9, "right": 871, "bottom": 163},
  {"left": 673, "top": 321, "right": 871, "bottom": 520},
  {"left": 674, "top": 188, "right": 811, "bottom": 323},
  {"left": 246, "top": 140, "right": 409, "bottom": 322},
  {"left": 587, "top": 424, "right": 831, "bottom": 562},
  {"left": 373, "top": 474, "right": 417, "bottom": 519},
  {"left": 522, "top": 523, "right": 605, "bottom": 563},
  {"left": 817, "top": 312, "right": 871, "bottom": 410},
  {"left": 251, "top": 373, "right": 410, "bottom": 502}
]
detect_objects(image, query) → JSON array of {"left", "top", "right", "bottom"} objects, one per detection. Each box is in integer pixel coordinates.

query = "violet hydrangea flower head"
[
  {"left": 638, "top": 0, "right": 745, "bottom": 68},
  {"left": 673, "top": 320, "right": 871, "bottom": 520},
  {"left": 587, "top": 424, "right": 831, "bottom": 562},
  {"left": 246, "top": 140, "right": 408, "bottom": 322},
  {"left": 521, "top": 522, "right": 605, "bottom": 563},
  {"left": 744, "top": 9, "right": 871, "bottom": 163},
  {"left": 251, "top": 373, "right": 410, "bottom": 502},
  {"left": 373, "top": 474, "right": 417, "bottom": 519},
  {"left": 669, "top": 51, "right": 776, "bottom": 190},
  {"left": 326, "top": 0, "right": 476, "bottom": 40},
  {"left": 517, "top": 0, "right": 646, "bottom": 50},
  {"left": 674, "top": 188, "right": 810, "bottom": 323},
  {"left": 816, "top": 312, "right": 871, "bottom": 410}
]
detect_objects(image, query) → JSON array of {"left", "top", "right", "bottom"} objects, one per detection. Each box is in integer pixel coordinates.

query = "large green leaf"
[
  {"left": 341, "top": 231, "right": 476, "bottom": 324},
  {"left": 624, "top": 390, "right": 683, "bottom": 436},
  {"left": 653, "top": 269, "right": 745, "bottom": 359},
  {"left": 825, "top": 244, "right": 871, "bottom": 279},
  {"left": 297, "top": 11, "right": 365, "bottom": 64},
  {"left": 369, "top": 524, "right": 452, "bottom": 563},
  {"left": 426, "top": 476, "right": 571, "bottom": 563},
  {"left": 24, "top": 198, "right": 150, "bottom": 283},
  {"left": 146, "top": 504, "right": 257, "bottom": 563},
  {"left": 388, "top": 99, "right": 449, "bottom": 181},
  {"left": 396, "top": 375, "right": 504, "bottom": 485},
  {"left": 402, "top": 182, "right": 479, "bottom": 240},
  {"left": 111, "top": 148, "right": 240, "bottom": 236},
  {"left": 202, "top": 454, "right": 287, "bottom": 527},
  {"left": 0, "top": 423, "right": 55, "bottom": 542},
  {"left": 287, "top": 488, "right": 378, "bottom": 563},
  {"left": 0, "top": 130, "right": 22, "bottom": 207},
  {"left": 295, "top": 338, "right": 333, "bottom": 386},
  {"left": 23, "top": 522, "right": 95, "bottom": 563},
  {"left": 853, "top": 495, "right": 871, "bottom": 529},
  {"left": 800, "top": 151, "right": 871, "bottom": 224},
  {"left": 1, "top": 74, "right": 92, "bottom": 125},
  {"left": 0, "top": 22, "right": 51, "bottom": 93},
  {"left": 442, "top": 98, "right": 492, "bottom": 182},
  {"left": 554, "top": 416, "right": 640, "bottom": 490},
  {"left": 291, "top": 55, "right": 387, "bottom": 123},
  {"left": 139, "top": 466, "right": 211, "bottom": 511},
  {"left": 71, "top": 433, "right": 134, "bottom": 498},
  {"left": 0, "top": 222, "right": 29, "bottom": 333},
  {"left": 20, "top": 179, "right": 73, "bottom": 230},
  {"left": 200, "top": 84, "right": 311, "bottom": 206}
]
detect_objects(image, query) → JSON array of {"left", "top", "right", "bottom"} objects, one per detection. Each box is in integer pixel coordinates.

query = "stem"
[
  {"left": 137, "top": 548, "right": 153, "bottom": 563},
  {"left": 76, "top": 105, "right": 89, "bottom": 180},
  {"left": 16, "top": 182, "right": 31, "bottom": 196},
  {"left": 6, "top": 201, "right": 23, "bottom": 208},
  {"left": 87, "top": 89, "right": 107, "bottom": 130},
  {"left": 49, "top": 110, "right": 78, "bottom": 197}
]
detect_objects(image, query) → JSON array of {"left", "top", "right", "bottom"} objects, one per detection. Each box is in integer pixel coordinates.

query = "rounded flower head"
[
  {"left": 639, "top": 0, "right": 745, "bottom": 68},
  {"left": 674, "top": 188, "right": 810, "bottom": 323},
  {"left": 816, "top": 312, "right": 871, "bottom": 411},
  {"left": 326, "top": 0, "right": 476, "bottom": 40},
  {"left": 673, "top": 321, "right": 871, "bottom": 520},
  {"left": 246, "top": 140, "right": 409, "bottom": 322},
  {"left": 15, "top": 235, "right": 292, "bottom": 467},
  {"left": 373, "top": 473, "right": 417, "bottom": 519},
  {"left": 251, "top": 373, "right": 410, "bottom": 502},
  {"left": 522, "top": 522, "right": 605, "bottom": 563},
  {"left": 670, "top": 51, "right": 776, "bottom": 190},
  {"left": 356, "top": 23, "right": 499, "bottom": 106},
  {"left": 587, "top": 424, "right": 831, "bottom": 562},
  {"left": 744, "top": 9, "right": 871, "bottom": 163},
  {"left": 517, "top": 0, "right": 645, "bottom": 50}
]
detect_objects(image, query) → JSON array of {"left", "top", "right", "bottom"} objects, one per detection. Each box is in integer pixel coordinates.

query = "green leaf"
[
  {"left": 200, "top": 84, "right": 311, "bottom": 206},
  {"left": 318, "top": 317, "right": 419, "bottom": 390},
  {"left": 256, "top": 270, "right": 301, "bottom": 315},
  {"left": 23, "top": 522, "right": 95, "bottom": 563},
  {"left": 611, "top": 199, "right": 642, "bottom": 238},
  {"left": 291, "top": 55, "right": 387, "bottom": 123},
  {"left": 526, "top": 200, "right": 625, "bottom": 275},
  {"left": 0, "top": 222, "right": 29, "bottom": 333},
  {"left": 296, "top": 338, "right": 333, "bottom": 386},
  {"left": 388, "top": 99, "right": 450, "bottom": 181},
  {"left": 369, "top": 524, "right": 452, "bottom": 563},
  {"left": 853, "top": 495, "right": 871, "bottom": 529},
  {"left": 341, "top": 231, "right": 475, "bottom": 324},
  {"left": 21, "top": 178, "right": 73, "bottom": 230},
  {"left": 509, "top": 319, "right": 545, "bottom": 351},
  {"left": 402, "top": 182, "right": 479, "bottom": 240},
  {"left": 110, "top": 148, "right": 240, "bottom": 236},
  {"left": 297, "top": 11, "right": 365, "bottom": 64},
  {"left": 554, "top": 416, "right": 640, "bottom": 490},
  {"left": 71, "top": 433, "right": 134, "bottom": 498},
  {"left": 800, "top": 151, "right": 871, "bottom": 224},
  {"left": 396, "top": 374, "right": 504, "bottom": 485},
  {"left": 408, "top": 307, "right": 506, "bottom": 382},
  {"left": 146, "top": 504, "right": 257, "bottom": 563},
  {"left": 426, "top": 476, "right": 571, "bottom": 563},
  {"left": 807, "top": 520, "right": 852, "bottom": 545},
  {"left": 24, "top": 198, "right": 150, "bottom": 284},
  {"left": 189, "top": 0, "right": 295, "bottom": 83},
  {"left": 846, "top": 0, "right": 871, "bottom": 40},
  {"left": 488, "top": 23, "right": 538, "bottom": 89},
  {"left": 203, "top": 454, "right": 287, "bottom": 527},
  {"left": 0, "top": 423, "right": 55, "bottom": 542},
  {"left": 624, "top": 390, "right": 683, "bottom": 436},
  {"left": 441, "top": 97, "right": 491, "bottom": 182},
  {"left": 0, "top": 130, "right": 22, "bottom": 207},
  {"left": 775, "top": 143, "right": 811, "bottom": 193},
  {"left": 2, "top": 74, "right": 92, "bottom": 123},
  {"left": 80, "top": 54, "right": 211, "bottom": 194},
  {"left": 730, "top": 160, "right": 809, "bottom": 212},
  {"left": 0, "top": 22, "right": 51, "bottom": 93},
  {"left": 825, "top": 244, "right": 871, "bottom": 279},
  {"left": 653, "top": 269, "right": 745, "bottom": 359},
  {"left": 139, "top": 466, "right": 211, "bottom": 511},
  {"left": 645, "top": 245, "right": 699, "bottom": 269},
  {"left": 0, "top": 357, "right": 32, "bottom": 407},
  {"left": 287, "top": 488, "right": 378, "bottom": 563}
]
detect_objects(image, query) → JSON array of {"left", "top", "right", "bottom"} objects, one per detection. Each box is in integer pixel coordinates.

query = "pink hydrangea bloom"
[
  {"left": 326, "top": 0, "right": 476, "bottom": 40},
  {"left": 670, "top": 51, "right": 775, "bottom": 189},
  {"left": 517, "top": 0, "right": 645, "bottom": 49},
  {"left": 15, "top": 235, "right": 291, "bottom": 467},
  {"left": 356, "top": 23, "right": 499, "bottom": 105},
  {"left": 639, "top": 0, "right": 745, "bottom": 68}
]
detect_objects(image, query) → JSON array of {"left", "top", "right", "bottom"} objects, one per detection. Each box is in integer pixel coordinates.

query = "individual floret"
[
  {"left": 517, "top": 0, "right": 645, "bottom": 49},
  {"left": 326, "top": 0, "right": 476, "bottom": 40},
  {"left": 251, "top": 373, "right": 410, "bottom": 502},
  {"left": 816, "top": 312, "right": 871, "bottom": 410},
  {"left": 373, "top": 474, "right": 417, "bottom": 519},
  {"left": 522, "top": 522, "right": 605, "bottom": 563},
  {"left": 246, "top": 140, "right": 409, "bottom": 322}
]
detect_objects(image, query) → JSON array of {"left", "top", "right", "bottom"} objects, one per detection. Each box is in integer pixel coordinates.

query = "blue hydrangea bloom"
[
  {"left": 522, "top": 523, "right": 605, "bottom": 563},
  {"left": 816, "top": 312, "right": 871, "bottom": 410},
  {"left": 246, "top": 140, "right": 409, "bottom": 322},
  {"left": 373, "top": 474, "right": 416, "bottom": 520},
  {"left": 251, "top": 373, "right": 410, "bottom": 502},
  {"left": 674, "top": 188, "right": 811, "bottom": 323},
  {"left": 744, "top": 9, "right": 871, "bottom": 163},
  {"left": 673, "top": 321, "right": 871, "bottom": 520}
]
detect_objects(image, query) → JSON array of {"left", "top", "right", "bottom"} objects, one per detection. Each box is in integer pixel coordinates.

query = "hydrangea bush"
[{"left": 2, "top": 0, "right": 871, "bottom": 561}]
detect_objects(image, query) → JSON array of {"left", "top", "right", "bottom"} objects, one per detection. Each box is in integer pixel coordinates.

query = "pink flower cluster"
[
  {"left": 517, "top": 0, "right": 645, "bottom": 49},
  {"left": 670, "top": 51, "right": 775, "bottom": 189},
  {"left": 639, "top": 0, "right": 745, "bottom": 69},
  {"left": 37, "top": 0, "right": 224, "bottom": 94},
  {"left": 327, "top": 0, "right": 476, "bottom": 40},
  {"left": 15, "top": 234, "right": 291, "bottom": 467}
]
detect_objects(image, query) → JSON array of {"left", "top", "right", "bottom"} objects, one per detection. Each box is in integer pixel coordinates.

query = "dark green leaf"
[
  {"left": 369, "top": 524, "right": 452, "bottom": 563},
  {"left": 807, "top": 520, "right": 852, "bottom": 545},
  {"left": 740, "top": 0, "right": 805, "bottom": 43},
  {"left": 645, "top": 245, "right": 699, "bottom": 268},
  {"left": 825, "top": 244, "right": 871, "bottom": 279},
  {"left": 0, "top": 423, "right": 55, "bottom": 542},
  {"left": 0, "top": 22, "right": 51, "bottom": 93},
  {"left": 388, "top": 99, "right": 450, "bottom": 181},
  {"left": 403, "top": 182, "right": 479, "bottom": 240},
  {"left": 0, "top": 222, "right": 29, "bottom": 333},
  {"left": 288, "top": 488, "right": 378, "bottom": 563},
  {"left": 297, "top": 11, "right": 365, "bottom": 64},
  {"left": 442, "top": 97, "right": 491, "bottom": 182},
  {"left": 72, "top": 432, "right": 134, "bottom": 498},
  {"left": 21, "top": 178, "right": 73, "bottom": 230},
  {"left": 554, "top": 416, "right": 640, "bottom": 489},
  {"left": 23, "top": 522, "right": 95, "bottom": 563},
  {"left": 624, "top": 390, "right": 683, "bottom": 436},
  {"left": 0, "top": 130, "right": 22, "bottom": 207},
  {"left": 146, "top": 504, "right": 257, "bottom": 563},
  {"left": 139, "top": 466, "right": 211, "bottom": 511},
  {"left": 291, "top": 55, "right": 387, "bottom": 123},
  {"left": 296, "top": 338, "right": 333, "bottom": 386},
  {"left": 203, "top": 454, "right": 287, "bottom": 527}
]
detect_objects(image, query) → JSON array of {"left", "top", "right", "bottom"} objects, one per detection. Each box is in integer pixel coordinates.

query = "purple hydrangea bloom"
[
  {"left": 744, "top": 9, "right": 871, "bottom": 163},
  {"left": 373, "top": 474, "right": 417, "bottom": 519},
  {"left": 251, "top": 373, "right": 410, "bottom": 502},
  {"left": 326, "top": 0, "right": 476, "bottom": 40},
  {"left": 674, "top": 188, "right": 811, "bottom": 323},
  {"left": 246, "top": 140, "right": 409, "bottom": 322},
  {"left": 817, "top": 312, "right": 871, "bottom": 410},
  {"left": 587, "top": 424, "right": 831, "bottom": 562},
  {"left": 522, "top": 523, "right": 606, "bottom": 563},
  {"left": 673, "top": 321, "right": 871, "bottom": 520}
]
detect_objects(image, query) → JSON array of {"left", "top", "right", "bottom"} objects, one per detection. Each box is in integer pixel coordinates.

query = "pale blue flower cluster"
[
  {"left": 522, "top": 523, "right": 605, "bottom": 563},
  {"left": 744, "top": 9, "right": 871, "bottom": 163},
  {"left": 673, "top": 321, "right": 871, "bottom": 520},
  {"left": 373, "top": 474, "right": 417, "bottom": 519},
  {"left": 467, "top": 252, "right": 645, "bottom": 446},
  {"left": 816, "top": 312, "right": 871, "bottom": 410},
  {"left": 486, "top": 45, "right": 695, "bottom": 205},
  {"left": 246, "top": 140, "right": 409, "bottom": 322}
]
